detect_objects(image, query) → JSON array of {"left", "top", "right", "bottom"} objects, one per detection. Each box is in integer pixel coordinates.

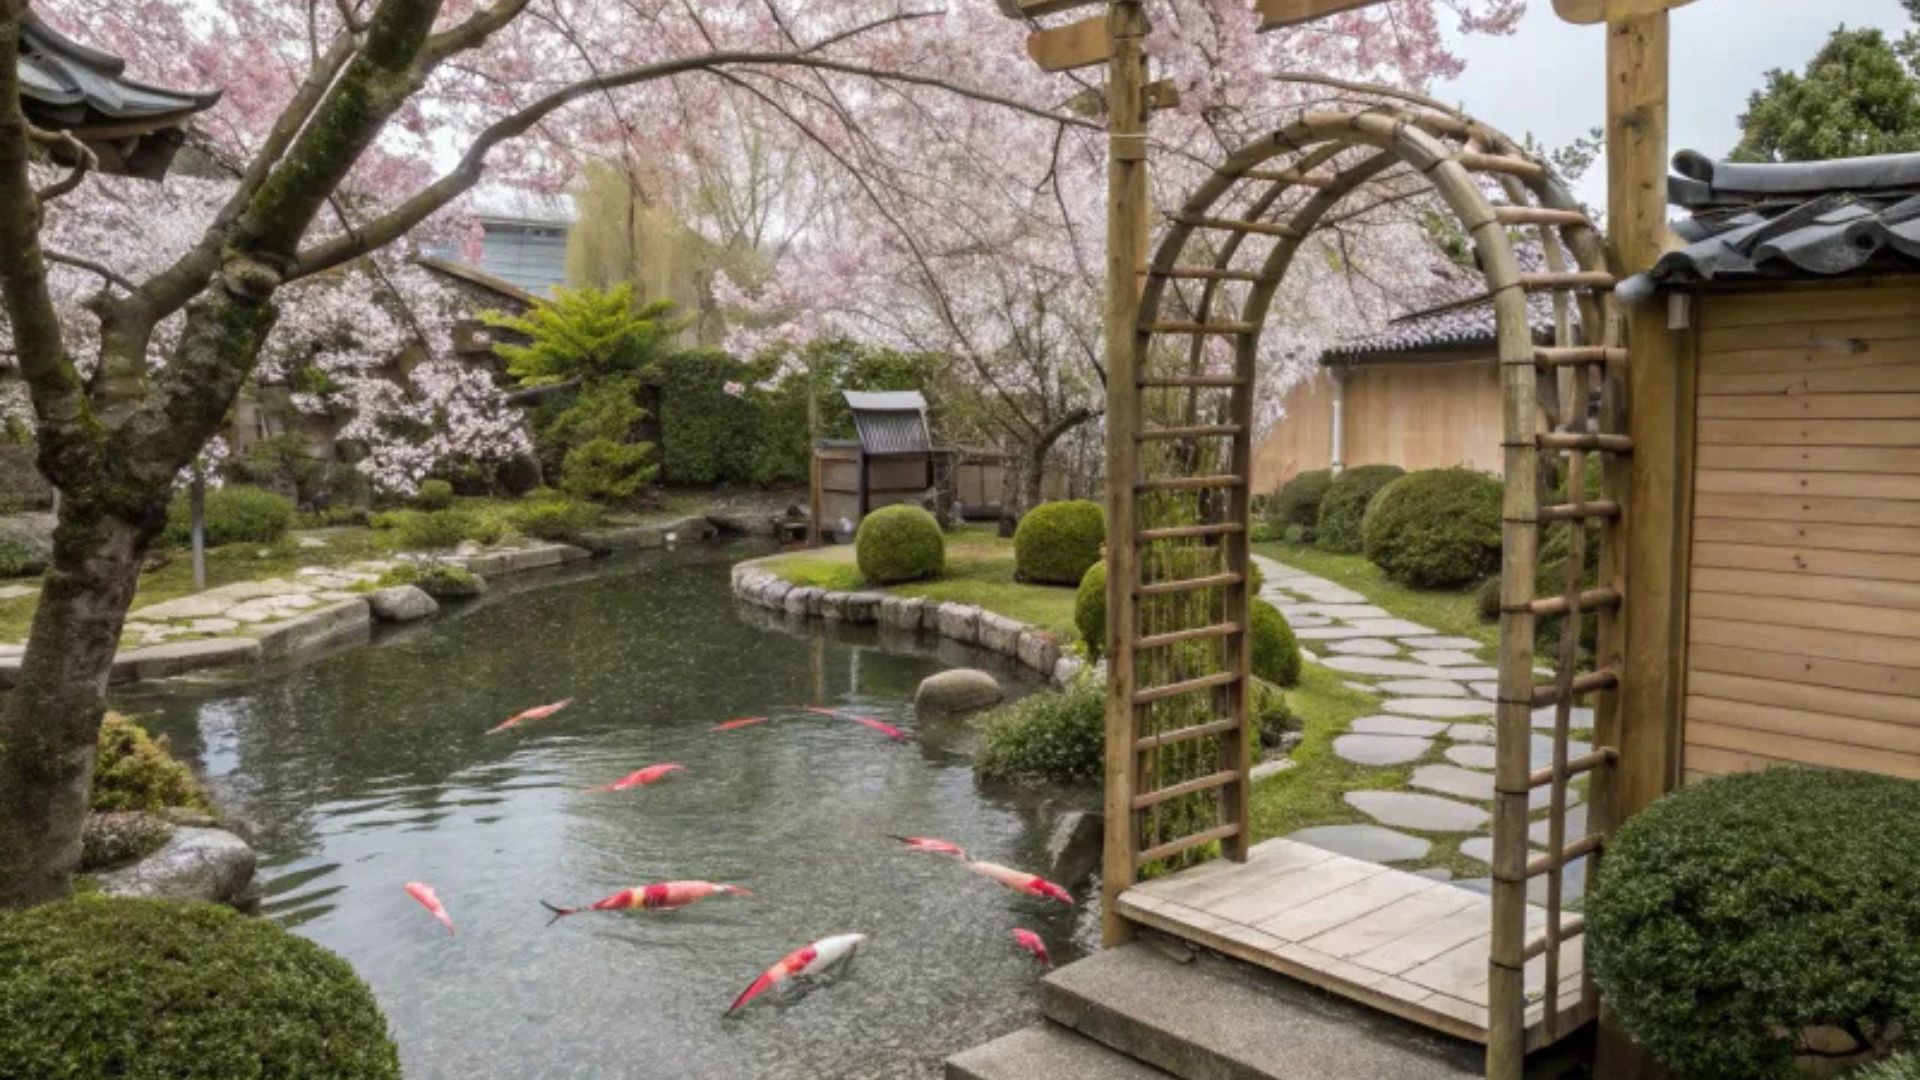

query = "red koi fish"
[
  {"left": 711, "top": 716, "right": 771, "bottom": 732},
  {"left": 807, "top": 706, "right": 911, "bottom": 742},
  {"left": 1012, "top": 928, "right": 1051, "bottom": 967},
  {"left": 541, "top": 881, "right": 750, "bottom": 924},
  {"left": 486, "top": 698, "right": 573, "bottom": 735},
  {"left": 965, "top": 860, "right": 1075, "bottom": 905},
  {"left": 404, "top": 881, "right": 455, "bottom": 935},
  {"left": 586, "top": 763, "right": 684, "bottom": 792},
  {"left": 887, "top": 835, "right": 967, "bottom": 860},
  {"left": 726, "top": 932, "right": 868, "bottom": 1015}
]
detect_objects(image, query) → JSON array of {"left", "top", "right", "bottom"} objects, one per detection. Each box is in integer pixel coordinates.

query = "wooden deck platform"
[{"left": 1116, "top": 838, "right": 1592, "bottom": 1052}]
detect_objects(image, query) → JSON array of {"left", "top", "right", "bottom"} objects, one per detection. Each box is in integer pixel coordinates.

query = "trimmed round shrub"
[
  {"left": 855, "top": 504, "right": 944, "bottom": 585},
  {"left": 414, "top": 478, "right": 455, "bottom": 510},
  {"left": 1315, "top": 464, "right": 1405, "bottom": 554},
  {"left": 975, "top": 676, "right": 1104, "bottom": 785},
  {"left": 1267, "top": 469, "right": 1332, "bottom": 531},
  {"left": 508, "top": 497, "right": 603, "bottom": 542},
  {"left": 1361, "top": 468, "right": 1502, "bottom": 588},
  {"left": 0, "top": 523, "right": 50, "bottom": 578},
  {"left": 1076, "top": 560, "right": 1108, "bottom": 659},
  {"left": 1250, "top": 598, "right": 1302, "bottom": 687},
  {"left": 1014, "top": 500, "right": 1106, "bottom": 585},
  {"left": 164, "top": 485, "right": 293, "bottom": 548},
  {"left": 92, "top": 713, "right": 207, "bottom": 814},
  {"left": 0, "top": 897, "right": 401, "bottom": 1080},
  {"left": 1588, "top": 768, "right": 1920, "bottom": 1080}
]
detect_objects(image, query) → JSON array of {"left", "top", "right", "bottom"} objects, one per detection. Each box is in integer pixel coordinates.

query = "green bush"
[
  {"left": 0, "top": 524, "right": 49, "bottom": 577},
  {"left": 414, "top": 478, "right": 454, "bottom": 510},
  {"left": 1361, "top": 468, "right": 1502, "bottom": 588},
  {"left": 1588, "top": 768, "right": 1920, "bottom": 1080},
  {"left": 1281, "top": 523, "right": 1313, "bottom": 545},
  {"left": 1014, "top": 500, "right": 1106, "bottom": 586},
  {"left": 92, "top": 713, "right": 208, "bottom": 814},
  {"left": 0, "top": 897, "right": 401, "bottom": 1080},
  {"left": 163, "top": 485, "right": 294, "bottom": 548},
  {"left": 1252, "top": 677, "right": 1295, "bottom": 749},
  {"left": 80, "top": 811, "right": 175, "bottom": 871},
  {"left": 1854, "top": 1054, "right": 1920, "bottom": 1080},
  {"left": 975, "top": 677, "right": 1105, "bottom": 785},
  {"left": 1268, "top": 469, "right": 1332, "bottom": 530},
  {"left": 377, "top": 563, "right": 484, "bottom": 599},
  {"left": 855, "top": 505, "right": 945, "bottom": 585},
  {"left": 1075, "top": 561, "right": 1107, "bottom": 659},
  {"left": 376, "top": 508, "right": 500, "bottom": 551},
  {"left": 508, "top": 497, "right": 604, "bottom": 543},
  {"left": 1316, "top": 464, "right": 1405, "bottom": 554},
  {"left": 1250, "top": 598, "right": 1302, "bottom": 687},
  {"left": 560, "top": 437, "right": 656, "bottom": 502}
]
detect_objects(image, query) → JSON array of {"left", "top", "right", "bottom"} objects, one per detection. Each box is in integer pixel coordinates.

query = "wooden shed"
[
  {"left": 808, "top": 391, "right": 936, "bottom": 542},
  {"left": 1620, "top": 150, "right": 1920, "bottom": 784}
]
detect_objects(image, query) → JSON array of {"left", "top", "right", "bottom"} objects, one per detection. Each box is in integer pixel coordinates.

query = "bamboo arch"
[{"left": 1101, "top": 103, "right": 1629, "bottom": 1076}]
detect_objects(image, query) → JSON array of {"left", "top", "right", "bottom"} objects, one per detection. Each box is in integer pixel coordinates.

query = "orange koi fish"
[
  {"left": 887, "top": 835, "right": 967, "bottom": 860},
  {"left": 541, "top": 881, "right": 750, "bottom": 924},
  {"left": 807, "top": 706, "right": 910, "bottom": 742},
  {"left": 404, "top": 881, "right": 455, "bottom": 935},
  {"left": 1012, "top": 928, "right": 1051, "bottom": 967},
  {"left": 711, "top": 716, "right": 771, "bottom": 732},
  {"left": 586, "top": 763, "right": 684, "bottom": 792},
  {"left": 965, "top": 860, "right": 1075, "bottom": 905},
  {"left": 486, "top": 698, "right": 573, "bottom": 735},
  {"left": 726, "top": 933, "right": 868, "bottom": 1015}
]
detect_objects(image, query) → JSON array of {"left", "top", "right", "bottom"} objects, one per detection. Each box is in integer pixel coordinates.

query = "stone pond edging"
[{"left": 729, "top": 555, "right": 1087, "bottom": 689}]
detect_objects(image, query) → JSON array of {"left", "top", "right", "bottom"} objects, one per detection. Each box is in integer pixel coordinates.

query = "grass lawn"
[
  {"left": 1254, "top": 539, "right": 1495, "bottom": 651},
  {"left": 758, "top": 527, "right": 1081, "bottom": 640}
]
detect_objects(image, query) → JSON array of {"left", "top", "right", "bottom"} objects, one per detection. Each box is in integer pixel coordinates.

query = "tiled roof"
[
  {"left": 19, "top": 14, "right": 220, "bottom": 179},
  {"left": 844, "top": 391, "right": 932, "bottom": 455},
  {"left": 1320, "top": 290, "right": 1558, "bottom": 365}
]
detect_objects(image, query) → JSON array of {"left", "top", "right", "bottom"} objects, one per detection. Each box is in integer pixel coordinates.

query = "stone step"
[
  {"left": 946, "top": 1022, "right": 1175, "bottom": 1080},
  {"left": 1039, "top": 940, "right": 1481, "bottom": 1080}
]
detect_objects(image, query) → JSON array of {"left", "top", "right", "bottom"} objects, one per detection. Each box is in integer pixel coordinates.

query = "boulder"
[
  {"left": 1052, "top": 654, "right": 1087, "bottom": 687},
  {"left": 1017, "top": 630, "right": 1063, "bottom": 675},
  {"left": 368, "top": 584, "right": 438, "bottom": 623},
  {"left": 95, "top": 825, "right": 257, "bottom": 905},
  {"left": 879, "top": 595, "right": 926, "bottom": 630},
  {"left": 915, "top": 668, "right": 1004, "bottom": 720},
  {"left": 976, "top": 612, "right": 1025, "bottom": 655}
]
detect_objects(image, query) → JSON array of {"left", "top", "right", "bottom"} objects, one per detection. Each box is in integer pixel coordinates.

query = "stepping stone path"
[{"left": 1255, "top": 554, "right": 1594, "bottom": 897}]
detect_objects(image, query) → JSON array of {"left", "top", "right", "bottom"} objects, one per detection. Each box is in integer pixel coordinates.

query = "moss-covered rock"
[
  {"left": 92, "top": 714, "right": 208, "bottom": 815},
  {"left": 0, "top": 898, "right": 401, "bottom": 1080},
  {"left": 1315, "top": 464, "right": 1405, "bottom": 554},
  {"left": 1361, "top": 468, "right": 1502, "bottom": 588},
  {"left": 80, "top": 812, "right": 176, "bottom": 872},
  {"left": 1013, "top": 500, "right": 1106, "bottom": 585},
  {"left": 376, "top": 563, "right": 484, "bottom": 599},
  {"left": 855, "top": 505, "right": 945, "bottom": 585}
]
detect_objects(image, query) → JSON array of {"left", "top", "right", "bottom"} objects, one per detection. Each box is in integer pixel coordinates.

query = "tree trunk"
[
  {"left": 0, "top": 507, "right": 153, "bottom": 907},
  {"left": 997, "top": 446, "right": 1043, "bottom": 537}
]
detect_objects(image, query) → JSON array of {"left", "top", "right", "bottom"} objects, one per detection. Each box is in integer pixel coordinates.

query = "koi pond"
[{"left": 117, "top": 542, "right": 1099, "bottom": 1080}]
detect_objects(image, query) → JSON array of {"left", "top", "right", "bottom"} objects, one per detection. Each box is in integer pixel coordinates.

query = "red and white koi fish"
[
  {"left": 711, "top": 716, "right": 770, "bottom": 732},
  {"left": 586, "top": 763, "right": 684, "bottom": 792},
  {"left": 1012, "top": 928, "right": 1051, "bottom": 967},
  {"left": 541, "top": 881, "right": 750, "bottom": 924},
  {"left": 486, "top": 698, "right": 573, "bottom": 735},
  {"left": 404, "top": 881, "right": 455, "bottom": 935},
  {"left": 726, "top": 933, "right": 868, "bottom": 1015},
  {"left": 965, "top": 861, "right": 1075, "bottom": 905},
  {"left": 807, "top": 706, "right": 911, "bottom": 742},
  {"left": 887, "top": 835, "right": 967, "bottom": 860}
]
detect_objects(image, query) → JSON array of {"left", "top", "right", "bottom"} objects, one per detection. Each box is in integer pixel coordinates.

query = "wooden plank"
[
  {"left": 1692, "top": 542, "right": 1920, "bottom": 585},
  {"left": 1701, "top": 314, "right": 1920, "bottom": 354},
  {"left": 1700, "top": 281, "right": 1920, "bottom": 330},
  {"left": 1553, "top": 0, "right": 1700, "bottom": 24},
  {"left": 1256, "top": 870, "right": 1438, "bottom": 942},
  {"left": 1698, "top": 345, "right": 1920, "bottom": 375},
  {"left": 1304, "top": 883, "right": 1485, "bottom": 961},
  {"left": 1690, "top": 566, "right": 1920, "bottom": 612},
  {"left": 1404, "top": 933, "right": 1500, "bottom": 1006},
  {"left": 1691, "top": 617, "right": 1920, "bottom": 670},
  {"left": 1691, "top": 643, "right": 1920, "bottom": 699},
  {"left": 1694, "top": 469, "right": 1920, "bottom": 501},
  {"left": 1350, "top": 897, "right": 1495, "bottom": 976},
  {"left": 1687, "top": 670, "right": 1920, "bottom": 726},
  {"left": 1685, "top": 742, "right": 1795, "bottom": 778},
  {"left": 1697, "top": 392, "right": 1920, "bottom": 420},
  {"left": 1210, "top": 858, "right": 1387, "bottom": 926},
  {"left": 1691, "top": 518, "right": 1920, "bottom": 556},
  {"left": 1697, "top": 364, "right": 1920, "bottom": 396},
  {"left": 1691, "top": 592, "right": 1920, "bottom": 641},
  {"left": 1687, "top": 720, "right": 1920, "bottom": 779},
  {"left": 1255, "top": 0, "right": 1391, "bottom": 30},
  {"left": 1694, "top": 491, "right": 1920, "bottom": 528},
  {"left": 1696, "top": 445, "right": 1920, "bottom": 475},
  {"left": 1689, "top": 695, "right": 1920, "bottom": 752},
  {"left": 1697, "top": 418, "right": 1920, "bottom": 447},
  {"left": 1026, "top": 14, "right": 1108, "bottom": 72}
]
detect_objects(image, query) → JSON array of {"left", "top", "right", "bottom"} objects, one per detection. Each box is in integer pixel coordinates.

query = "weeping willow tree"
[{"left": 566, "top": 161, "right": 726, "bottom": 343}]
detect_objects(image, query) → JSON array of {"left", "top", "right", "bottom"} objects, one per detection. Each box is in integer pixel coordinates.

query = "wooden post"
[
  {"left": 1100, "top": 0, "right": 1150, "bottom": 947},
  {"left": 189, "top": 468, "right": 207, "bottom": 593},
  {"left": 807, "top": 448, "right": 823, "bottom": 547},
  {"left": 1598, "top": 9, "right": 1682, "bottom": 1078}
]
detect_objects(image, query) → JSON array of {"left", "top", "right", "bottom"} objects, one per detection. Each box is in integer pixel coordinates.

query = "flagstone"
[
  {"left": 1410, "top": 763, "right": 1496, "bottom": 801},
  {"left": 1533, "top": 705, "right": 1596, "bottom": 730},
  {"left": 1321, "top": 656, "right": 1464, "bottom": 679},
  {"left": 1289, "top": 824, "right": 1431, "bottom": 864},
  {"left": 1376, "top": 678, "right": 1469, "bottom": 698},
  {"left": 1333, "top": 734, "right": 1432, "bottom": 766},
  {"left": 1347, "top": 618, "right": 1435, "bottom": 637},
  {"left": 1447, "top": 723, "right": 1495, "bottom": 744},
  {"left": 1294, "top": 626, "right": 1378, "bottom": 641},
  {"left": 1530, "top": 804, "right": 1589, "bottom": 846},
  {"left": 1326, "top": 637, "right": 1401, "bottom": 657},
  {"left": 1293, "top": 603, "right": 1391, "bottom": 620},
  {"left": 1470, "top": 681, "right": 1500, "bottom": 699},
  {"left": 1397, "top": 636, "right": 1487, "bottom": 652},
  {"left": 1350, "top": 715, "right": 1449, "bottom": 738},
  {"left": 1382, "top": 697, "right": 1496, "bottom": 719},
  {"left": 1345, "top": 790, "right": 1489, "bottom": 832},
  {"left": 1408, "top": 650, "right": 1482, "bottom": 668}
]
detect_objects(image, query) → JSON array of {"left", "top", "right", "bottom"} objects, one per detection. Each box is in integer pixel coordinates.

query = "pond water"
[{"left": 118, "top": 542, "right": 1100, "bottom": 1080}]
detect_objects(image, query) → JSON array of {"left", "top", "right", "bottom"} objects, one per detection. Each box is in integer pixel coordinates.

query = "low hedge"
[
  {"left": 163, "top": 485, "right": 293, "bottom": 548},
  {"left": 1315, "top": 464, "right": 1404, "bottom": 554},
  {"left": 1250, "top": 598, "right": 1302, "bottom": 687},
  {"left": 975, "top": 676, "right": 1104, "bottom": 785},
  {"left": 1588, "top": 768, "right": 1920, "bottom": 1080},
  {"left": 0, "top": 898, "right": 401, "bottom": 1080},
  {"left": 508, "top": 497, "right": 603, "bottom": 543},
  {"left": 855, "top": 505, "right": 944, "bottom": 585},
  {"left": 92, "top": 713, "right": 207, "bottom": 814},
  {"left": 1014, "top": 500, "right": 1105, "bottom": 585},
  {"left": 1361, "top": 468, "right": 1502, "bottom": 588},
  {"left": 372, "top": 508, "right": 503, "bottom": 551},
  {"left": 1267, "top": 469, "right": 1332, "bottom": 531}
]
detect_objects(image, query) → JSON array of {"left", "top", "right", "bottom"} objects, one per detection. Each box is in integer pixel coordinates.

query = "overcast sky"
[{"left": 1432, "top": 0, "right": 1914, "bottom": 204}]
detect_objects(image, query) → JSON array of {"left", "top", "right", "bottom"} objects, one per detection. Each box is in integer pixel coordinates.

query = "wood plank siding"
[{"left": 1683, "top": 282, "right": 1920, "bottom": 783}]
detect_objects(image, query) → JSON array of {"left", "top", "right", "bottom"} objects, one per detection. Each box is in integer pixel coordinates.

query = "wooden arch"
[{"left": 1102, "top": 104, "right": 1630, "bottom": 1076}]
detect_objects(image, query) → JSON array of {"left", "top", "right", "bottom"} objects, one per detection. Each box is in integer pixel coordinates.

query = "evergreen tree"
[{"left": 1731, "top": 26, "right": 1920, "bottom": 162}]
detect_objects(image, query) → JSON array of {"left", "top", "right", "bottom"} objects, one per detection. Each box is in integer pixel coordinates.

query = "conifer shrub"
[
  {"left": 91, "top": 714, "right": 208, "bottom": 814},
  {"left": 1013, "top": 500, "right": 1105, "bottom": 585},
  {"left": 1588, "top": 768, "right": 1920, "bottom": 1080},
  {"left": 854, "top": 505, "right": 944, "bottom": 585},
  {"left": 1361, "top": 468, "right": 1502, "bottom": 588},
  {"left": 1315, "top": 464, "right": 1405, "bottom": 554},
  {"left": 0, "top": 898, "right": 401, "bottom": 1080}
]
